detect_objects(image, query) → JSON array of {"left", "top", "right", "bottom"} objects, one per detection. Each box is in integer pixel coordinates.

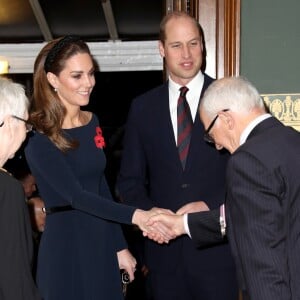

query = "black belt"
[{"left": 42, "top": 205, "right": 74, "bottom": 215}]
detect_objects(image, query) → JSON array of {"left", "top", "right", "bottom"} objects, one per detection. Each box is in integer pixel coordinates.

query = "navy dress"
[{"left": 25, "top": 114, "right": 136, "bottom": 300}]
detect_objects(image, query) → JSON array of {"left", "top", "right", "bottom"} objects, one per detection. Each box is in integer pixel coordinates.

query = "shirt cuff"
[
  {"left": 183, "top": 213, "right": 191, "bottom": 238},
  {"left": 219, "top": 204, "right": 226, "bottom": 237}
]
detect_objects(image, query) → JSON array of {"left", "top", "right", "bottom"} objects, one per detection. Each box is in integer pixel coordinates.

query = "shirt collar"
[
  {"left": 240, "top": 113, "right": 272, "bottom": 145},
  {"left": 169, "top": 71, "right": 204, "bottom": 100}
]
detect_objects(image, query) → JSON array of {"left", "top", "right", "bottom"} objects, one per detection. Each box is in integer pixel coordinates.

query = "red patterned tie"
[{"left": 177, "top": 86, "right": 192, "bottom": 169}]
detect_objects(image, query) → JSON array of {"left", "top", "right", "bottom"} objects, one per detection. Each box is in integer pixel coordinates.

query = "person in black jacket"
[
  {"left": 0, "top": 77, "right": 41, "bottom": 299},
  {"left": 147, "top": 76, "right": 300, "bottom": 300},
  {"left": 117, "top": 11, "right": 238, "bottom": 300}
]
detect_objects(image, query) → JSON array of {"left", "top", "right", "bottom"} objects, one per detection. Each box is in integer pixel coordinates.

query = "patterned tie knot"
[{"left": 180, "top": 86, "right": 189, "bottom": 97}]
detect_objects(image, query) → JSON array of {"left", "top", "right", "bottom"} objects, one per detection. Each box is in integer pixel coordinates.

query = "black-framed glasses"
[
  {"left": 204, "top": 109, "right": 229, "bottom": 144},
  {"left": 12, "top": 115, "right": 33, "bottom": 132}
]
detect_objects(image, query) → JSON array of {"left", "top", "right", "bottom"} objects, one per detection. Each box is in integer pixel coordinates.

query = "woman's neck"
[{"left": 62, "top": 110, "right": 89, "bottom": 129}]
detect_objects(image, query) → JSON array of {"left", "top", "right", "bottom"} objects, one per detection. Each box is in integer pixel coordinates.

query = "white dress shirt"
[{"left": 168, "top": 72, "right": 204, "bottom": 145}]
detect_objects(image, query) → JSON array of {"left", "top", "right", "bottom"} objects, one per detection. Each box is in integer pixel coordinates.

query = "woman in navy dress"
[{"left": 25, "top": 36, "right": 169, "bottom": 300}]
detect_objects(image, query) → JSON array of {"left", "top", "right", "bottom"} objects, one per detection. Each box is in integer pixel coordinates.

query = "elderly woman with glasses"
[{"left": 0, "top": 77, "right": 41, "bottom": 299}]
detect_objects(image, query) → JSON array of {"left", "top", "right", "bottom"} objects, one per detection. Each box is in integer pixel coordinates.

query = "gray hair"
[
  {"left": 200, "top": 76, "right": 265, "bottom": 118},
  {"left": 0, "top": 77, "right": 29, "bottom": 121}
]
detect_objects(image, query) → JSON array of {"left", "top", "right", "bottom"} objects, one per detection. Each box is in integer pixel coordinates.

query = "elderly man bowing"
[{"left": 147, "top": 76, "right": 300, "bottom": 300}]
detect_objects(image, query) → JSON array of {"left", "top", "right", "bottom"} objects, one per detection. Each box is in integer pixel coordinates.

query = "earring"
[{"left": 54, "top": 87, "right": 58, "bottom": 92}]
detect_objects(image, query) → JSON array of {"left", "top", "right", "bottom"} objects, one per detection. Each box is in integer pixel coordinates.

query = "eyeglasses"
[
  {"left": 204, "top": 109, "right": 229, "bottom": 144},
  {"left": 12, "top": 115, "right": 33, "bottom": 132},
  {"left": 1, "top": 115, "right": 32, "bottom": 133}
]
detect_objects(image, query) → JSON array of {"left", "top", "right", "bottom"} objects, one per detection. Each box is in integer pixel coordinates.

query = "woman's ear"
[{"left": 46, "top": 72, "right": 58, "bottom": 90}]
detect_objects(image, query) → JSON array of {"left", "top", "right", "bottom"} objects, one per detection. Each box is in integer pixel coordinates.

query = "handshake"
[{"left": 131, "top": 201, "right": 209, "bottom": 244}]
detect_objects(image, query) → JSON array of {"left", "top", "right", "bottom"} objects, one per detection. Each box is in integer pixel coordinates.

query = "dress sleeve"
[
  {"left": 99, "top": 175, "right": 128, "bottom": 250},
  {"left": 25, "top": 133, "right": 136, "bottom": 225}
]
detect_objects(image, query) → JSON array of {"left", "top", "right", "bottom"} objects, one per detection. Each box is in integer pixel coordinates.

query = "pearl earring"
[{"left": 54, "top": 87, "right": 58, "bottom": 92}]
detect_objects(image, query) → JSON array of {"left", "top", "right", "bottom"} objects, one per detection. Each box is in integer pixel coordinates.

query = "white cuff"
[
  {"left": 183, "top": 213, "right": 192, "bottom": 238},
  {"left": 219, "top": 204, "right": 226, "bottom": 237}
]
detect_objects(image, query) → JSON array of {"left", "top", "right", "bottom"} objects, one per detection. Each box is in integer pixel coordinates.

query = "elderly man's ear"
[{"left": 219, "top": 111, "right": 234, "bottom": 131}]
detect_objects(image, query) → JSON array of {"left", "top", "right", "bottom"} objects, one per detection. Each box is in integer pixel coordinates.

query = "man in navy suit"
[
  {"left": 117, "top": 11, "right": 238, "bottom": 300},
  {"left": 147, "top": 76, "right": 300, "bottom": 300}
]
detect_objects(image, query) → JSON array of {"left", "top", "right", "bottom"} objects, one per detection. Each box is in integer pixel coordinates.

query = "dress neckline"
[{"left": 63, "top": 113, "right": 94, "bottom": 131}]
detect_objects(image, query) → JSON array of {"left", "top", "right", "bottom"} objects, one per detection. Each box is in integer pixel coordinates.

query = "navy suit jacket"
[
  {"left": 226, "top": 117, "right": 300, "bottom": 300},
  {"left": 117, "top": 74, "right": 236, "bottom": 276}
]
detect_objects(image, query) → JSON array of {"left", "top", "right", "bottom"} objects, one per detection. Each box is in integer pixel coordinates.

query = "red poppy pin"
[{"left": 94, "top": 126, "right": 106, "bottom": 149}]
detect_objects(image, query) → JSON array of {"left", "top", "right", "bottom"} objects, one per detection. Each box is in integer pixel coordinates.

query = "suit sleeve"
[
  {"left": 188, "top": 208, "right": 225, "bottom": 248},
  {"left": 117, "top": 101, "right": 153, "bottom": 209},
  {"left": 227, "top": 151, "right": 290, "bottom": 300}
]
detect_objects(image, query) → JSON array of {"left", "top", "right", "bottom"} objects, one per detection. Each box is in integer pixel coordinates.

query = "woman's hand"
[
  {"left": 117, "top": 249, "right": 137, "bottom": 282},
  {"left": 132, "top": 208, "right": 176, "bottom": 243}
]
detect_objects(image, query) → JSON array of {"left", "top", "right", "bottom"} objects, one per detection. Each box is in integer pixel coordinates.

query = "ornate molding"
[{"left": 262, "top": 94, "right": 300, "bottom": 131}]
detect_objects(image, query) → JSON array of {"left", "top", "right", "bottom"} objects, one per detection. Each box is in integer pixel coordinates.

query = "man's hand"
[
  {"left": 132, "top": 208, "right": 175, "bottom": 243},
  {"left": 176, "top": 201, "right": 209, "bottom": 215},
  {"left": 145, "top": 213, "right": 185, "bottom": 242}
]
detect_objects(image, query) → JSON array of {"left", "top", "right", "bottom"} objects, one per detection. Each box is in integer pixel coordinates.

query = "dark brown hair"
[{"left": 30, "top": 36, "right": 93, "bottom": 152}]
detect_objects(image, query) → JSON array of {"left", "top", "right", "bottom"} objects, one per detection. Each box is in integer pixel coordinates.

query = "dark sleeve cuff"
[{"left": 188, "top": 208, "right": 226, "bottom": 248}]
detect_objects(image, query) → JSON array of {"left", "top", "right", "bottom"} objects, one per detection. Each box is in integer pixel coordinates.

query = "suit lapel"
[
  {"left": 157, "top": 83, "right": 183, "bottom": 169},
  {"left": 184, "top": 74, "right": 214, "bottom": 171}
]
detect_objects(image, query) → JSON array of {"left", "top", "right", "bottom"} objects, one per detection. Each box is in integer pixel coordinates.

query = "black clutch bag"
[{"left": 121, "top": 270, "right": 130, "bottom": 296}]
